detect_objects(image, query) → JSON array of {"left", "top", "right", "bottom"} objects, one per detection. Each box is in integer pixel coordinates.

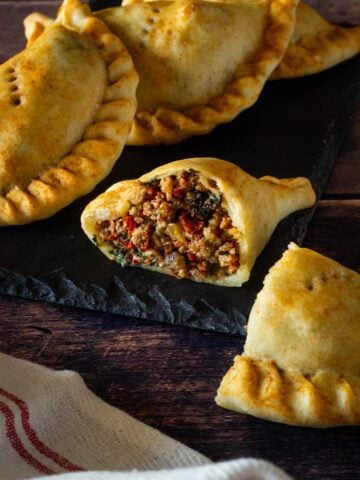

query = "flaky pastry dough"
[
  {"left": 121, "top": 0, "right": 360, "bottom": 79},
  {"left": 24, "top": 0, "right": 298, "bottom": 145},
  {"left": 271, "top": 3, "right": 360, "bottom": 79},
  {"left": 81, "top": 159, "right": 315, "bottom": 286},
  {"left": 0, "top": 0, "right": 138, "bottom": 225},
  {"left": 216, "top": 243, "right": 360, "bottom": 426}
]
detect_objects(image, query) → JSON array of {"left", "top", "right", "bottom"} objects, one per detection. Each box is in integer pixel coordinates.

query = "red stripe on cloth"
[
  {"left": 0, "top": 399, "right": 55, "bottom": 475},
  {"left": 0, "top": 387, "right": 84, "bottom": 472}
]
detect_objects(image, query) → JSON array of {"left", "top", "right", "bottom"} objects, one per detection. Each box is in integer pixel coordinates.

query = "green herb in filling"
[
  {"left": 95, "top": 172, "right": 240, "bottom": 280},
  {"left": 109, "top": 249, "right": 130, "bottom": 267}
]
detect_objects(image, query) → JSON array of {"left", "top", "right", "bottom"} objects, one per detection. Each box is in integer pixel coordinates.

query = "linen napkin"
[{"left": 0, "top": 352, "right": 292, "bottom": 480}]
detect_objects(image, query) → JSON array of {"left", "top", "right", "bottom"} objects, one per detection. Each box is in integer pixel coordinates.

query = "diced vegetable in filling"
[{"left": 95, "top": 171, "right": 240, "bottom": 280}]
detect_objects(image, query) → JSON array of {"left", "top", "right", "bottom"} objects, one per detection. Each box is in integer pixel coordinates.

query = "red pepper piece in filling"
[
  {"left": 187, "top": 252, "right": 198, "bottom": 262},
  {"left": 140, "top": 224, "right": 153, "bottom": 251},
  {"left": 179, "top": 212, "right": 204, "bottom": 234},
  {"left": 146, "top": 186, "right": 158, "bottom": 200},
  {"left": 173, "top": 187, "right": 185, "bottom": 198},
  {"left": 122, "top": 215, "right": 136, "bottom": 232}
]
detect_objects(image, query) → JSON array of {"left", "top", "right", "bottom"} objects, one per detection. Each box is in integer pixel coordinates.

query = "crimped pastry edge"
[
  {"left": 216, "top": 355, "right": 360, "bottom": 427},
  {"left": 0, "top": 0, "right": 138, "bottom": 226},
  {"left": 271, "top": 3, "right": 360, "bottom": 79},
  {"left": 81, "top": 157, "right": 315, "bottom": 287},
  {"left": 126, "top": 0, "right": 298, "bottom": 144},
  {"left": 23, "top": 0, "right": 297, "bottom": 146}
]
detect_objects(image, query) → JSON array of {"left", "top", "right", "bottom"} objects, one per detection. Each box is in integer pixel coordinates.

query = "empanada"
[
  {"left": 24, "top": 0, "right": 299, "bottom": 145},
  {"left": 216, "top": 243, "right": 360, "bottom": 426},
  {"left": 121, "top": 0, "right": 360, "bottom": 79},
  {"left": 81, "top": 159, "right": 315, "bottom": 286},
  {"left": 0, "top": 0, "right": 138, "bottom": 225},
  {"left": 272, "top": 2, "right": 360, "bottom": 79}
]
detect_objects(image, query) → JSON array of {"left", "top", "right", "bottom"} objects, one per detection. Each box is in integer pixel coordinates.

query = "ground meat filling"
[{"left": 95, "top": 171, "right": 240, "bottom": 280}]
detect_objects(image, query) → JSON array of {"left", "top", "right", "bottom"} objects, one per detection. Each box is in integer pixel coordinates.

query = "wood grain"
[
  {"left": 0, "top": 202, "right": 359, "bottom": 479},
  {"left": 0, "top": 2, "right": 359, "bottom": 479},
  {"left": 1, "top": 287, "right": 360, "bottom": 480},
  {"left": 304, "top": 200, "right": 360, "bottom": 271},
  {"left": 324, "top": 109, "right": 360, "bottom": 196}
]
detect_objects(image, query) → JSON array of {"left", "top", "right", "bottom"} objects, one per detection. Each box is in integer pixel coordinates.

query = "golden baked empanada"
[
  {"left": 272, "top": 3, "right": 360, "bottom": 79},
  {"left": 216, "top": 243, "right": 360, "bottom": 426},
  {"left": 81, "top": 159, "right": 315, "bottom": 286},
  {"left": 0, "top": 0, "right": 138, "bottom": 225},
  {"left": 121, "top": 0, "right": 360, "bottom": 79},
  {"left": 24, "top": 0, "right": 298, "bottom": 145}
]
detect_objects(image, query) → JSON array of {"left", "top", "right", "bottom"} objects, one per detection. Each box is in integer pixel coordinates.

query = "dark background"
[
  {"left": 0, "top": 2, "right": 360, "bottom": 479},
  {"left": 1, "top": 0, "right": 359, "bottom": 332}
]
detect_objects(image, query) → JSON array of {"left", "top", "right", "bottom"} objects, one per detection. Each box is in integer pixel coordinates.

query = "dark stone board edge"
[{"left": 0, "top": 268, "right": 248, "bottom": 335}]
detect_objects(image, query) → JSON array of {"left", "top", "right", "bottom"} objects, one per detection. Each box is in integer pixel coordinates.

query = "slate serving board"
[{"left": 0, "top": 6, "right": 359, "bottom": 334}]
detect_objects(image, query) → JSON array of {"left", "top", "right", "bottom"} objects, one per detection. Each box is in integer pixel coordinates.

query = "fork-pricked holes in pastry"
[
  {"left": 0, "top": 0, "right": 138, "bottom": 225},
  {"left": 10, "top": 96, "right": 21, "bottom": 106},
  {"left": 216, "top": 244, "right": 360, "bottom": 427},
  {"left": 6, "top": 68, "right": 17, "bottom": 83},
  {"left": 5, "top": 66, "right": 22, "bottom": 106},
  {"left": 21, "top": 0, "right": 299, "bottom": 144},
  {"left": 306, "top": 269, "right": 349, "bottom": 291},
  {"left": 92, "top": 0, "right": 299, "bottom": 144}
]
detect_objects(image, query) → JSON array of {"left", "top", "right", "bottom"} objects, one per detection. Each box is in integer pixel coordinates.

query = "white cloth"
[{"left": 0, "top": 352, "right": 292, "bottom": 480}]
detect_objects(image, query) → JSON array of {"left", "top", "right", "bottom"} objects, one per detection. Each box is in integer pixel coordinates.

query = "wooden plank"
[
  {"left": 303, "top": 199, "right": 360, "bottom": 271},
  {"left": 324, "top": 108, "right": 360, "bottom": 197},
  {"left": 0, "top": 2, "right": 359, "bottom": 478},
  {"left": 0, "top": 292, "right": 360, "bottom": 479},
  {"left": 0, "top": 201, "right": 359, "bottom": 479}
]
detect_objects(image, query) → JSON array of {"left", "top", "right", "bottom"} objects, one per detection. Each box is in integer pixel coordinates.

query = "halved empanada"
[
  {"left": 81, "top": 159, "right": 315, "bottom": 286},
  {"left": 0, "top": 0, "right": 138, "bottom": 225},
  {"left": 24, "top": 0, "right": 298, "bottom": 145},
  {"left": 216, "top": 243, "right": 360, "bottom": 426}
]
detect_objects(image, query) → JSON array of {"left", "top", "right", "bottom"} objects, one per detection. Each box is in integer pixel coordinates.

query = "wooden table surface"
[{"left": 1, "top": 2, "right": 360, "bottom": 479}]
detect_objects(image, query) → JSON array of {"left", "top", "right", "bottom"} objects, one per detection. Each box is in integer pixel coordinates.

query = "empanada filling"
[{"left": 94, "top": 172, "right": 240, "bottom": 280}]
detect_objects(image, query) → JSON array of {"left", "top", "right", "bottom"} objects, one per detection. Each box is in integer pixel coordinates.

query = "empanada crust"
[
  {"left": 81, "top": 158, "right": 315, "bottom": 286},
  {"left": 272, "top": 3, "right": 360, "bottom": 79},
  {"left": 121, "top": 0, "right": 360, "bottom": 80},
  {"left": 0, "top": 0, "right": 138, "bottom": 225},
  {"left": 96, "top": 0, "right": 298, "bottom": 144},
  {"left": 23, "top": 0, "right": 299, "bottom": 145},
  {"left": 0, "top": 25, "right": 107, "bottom": 194},
  {"left": 216, "top": 355, "right": 360, "bottom": 427},
  {"left": 216, "top": 244, "right": 360, "bottom": 426}
]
